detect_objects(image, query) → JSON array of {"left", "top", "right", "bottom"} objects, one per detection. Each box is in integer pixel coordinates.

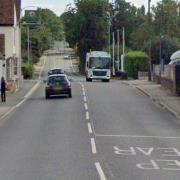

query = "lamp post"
[{"left": 20, "top": 6, "right": 41, "bottom": 64}]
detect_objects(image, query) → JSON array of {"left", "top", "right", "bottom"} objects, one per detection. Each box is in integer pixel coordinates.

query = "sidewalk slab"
[
  {"left": 123, "top": 80, "right": 180, "bottom": 118},
  {"left": 0, "top": 80, "right": 37, "bottom": 119}
]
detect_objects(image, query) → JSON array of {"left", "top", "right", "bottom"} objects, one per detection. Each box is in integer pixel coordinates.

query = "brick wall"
[
  {"left": 0, "top": 34, "right": 5, "bottom": 57},
  {"left": 0, "top": 0, "right": 21, "bottom": 25}
]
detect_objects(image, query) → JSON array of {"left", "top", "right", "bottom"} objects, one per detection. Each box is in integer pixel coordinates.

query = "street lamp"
[{"left": 20, "top": 6, "right": 41, "bottom": 64}]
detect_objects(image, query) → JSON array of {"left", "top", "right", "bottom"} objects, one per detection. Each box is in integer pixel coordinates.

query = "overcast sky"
[{"left": 22, "top": 0, "right": 160, "bottom": 16}]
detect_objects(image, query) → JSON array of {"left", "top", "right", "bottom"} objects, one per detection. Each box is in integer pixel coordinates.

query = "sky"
[{"left": 22, "top": 0, "right": 160, "bottom": 16}]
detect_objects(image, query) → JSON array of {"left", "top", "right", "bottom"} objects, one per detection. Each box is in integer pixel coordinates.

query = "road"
[{"left": 0, "top": 52, "right": 180, "bottom": 180}]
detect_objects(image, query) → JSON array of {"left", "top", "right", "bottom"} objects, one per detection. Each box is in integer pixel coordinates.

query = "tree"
[
  {"left": 152, "top": 0, "right": 180, "bottom": 38},
  {"left": 61, "top": 0, "right": 109, "bottom": 72}
]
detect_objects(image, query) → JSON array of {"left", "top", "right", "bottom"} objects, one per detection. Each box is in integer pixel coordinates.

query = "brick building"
[{"left": 0, "top": 0, "right": 21, "bottom": 88}]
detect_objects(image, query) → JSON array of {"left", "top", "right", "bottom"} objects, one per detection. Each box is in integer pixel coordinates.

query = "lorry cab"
[{"left": 85, "top": 51, "right": 111, "bottom": 82}]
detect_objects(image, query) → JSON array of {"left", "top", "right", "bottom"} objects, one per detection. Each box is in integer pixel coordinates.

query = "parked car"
[
  {"left": 48, "top": 68, "right": 65, "bottom": 76},
  {"left": 45, "top": 74, "right": 72, "bottom": 99}
]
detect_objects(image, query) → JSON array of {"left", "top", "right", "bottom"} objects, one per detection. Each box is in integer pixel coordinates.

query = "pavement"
[
  {"left": 122, "top": 79, "right": 180, "bottom": 119},
  {"left": 0, "top": 56, "right": 44, "bottom": 120}
]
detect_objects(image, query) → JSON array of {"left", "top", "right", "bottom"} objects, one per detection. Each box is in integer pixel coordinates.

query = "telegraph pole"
[{"left": 148, "top": 0, "right": 152, "bottom": 81}]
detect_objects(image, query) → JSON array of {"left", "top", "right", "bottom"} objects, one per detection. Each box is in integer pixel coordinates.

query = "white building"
[{"left": 0, "top": 0, "right": 21, "bottom": 88}]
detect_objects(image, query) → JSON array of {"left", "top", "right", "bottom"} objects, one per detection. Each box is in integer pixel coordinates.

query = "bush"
[
  {"left": 22, "top": 63, "right": 34, "bottom": 79},
  {"left": 115, "top": 71, "right": 128, "bottom": 80},
  {"left": 124, "top": 51, "right": 148, "bottom": 79}
]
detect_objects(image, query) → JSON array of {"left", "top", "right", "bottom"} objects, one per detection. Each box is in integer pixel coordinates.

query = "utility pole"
[
  {"left": 117, "top": 29, "right": 120, "bottom": 72},
  {"left": 112, "top": 31, "right": 115, "bottom": 76},
  {"left": 148, "top": 0, "right": 152, "bottom": 81},
  {"left": 121, "top": 26, "right": 125, "bottom": 72},
  {"left": 27, "top": 25, "right": 30, "bottom": 64}
]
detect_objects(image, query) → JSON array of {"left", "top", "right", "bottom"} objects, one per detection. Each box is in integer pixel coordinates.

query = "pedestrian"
[{"left": 1, "top": 76, "right": 6, "bottom": 102}]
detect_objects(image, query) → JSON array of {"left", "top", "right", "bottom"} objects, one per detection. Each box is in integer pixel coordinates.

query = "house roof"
[{"left": 0, "top": 0, "right": 21, "bottom": 26}]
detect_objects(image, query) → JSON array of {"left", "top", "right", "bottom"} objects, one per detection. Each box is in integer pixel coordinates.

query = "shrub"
[
  {"left": 124, "top": 51, "right": 148, "bottom": 79},
  {"left": 22, "top": 63, "right": 34, "bottom": 79}
]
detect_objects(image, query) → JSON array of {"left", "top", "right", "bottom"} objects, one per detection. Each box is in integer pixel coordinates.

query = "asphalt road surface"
[{"left": 0, "top": 52, "right": 180, "bottom": 180}]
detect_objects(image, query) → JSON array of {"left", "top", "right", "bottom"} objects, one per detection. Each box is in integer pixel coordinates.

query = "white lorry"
[{"left": 85, "top": 51, "right": 111, "bottom": 82}]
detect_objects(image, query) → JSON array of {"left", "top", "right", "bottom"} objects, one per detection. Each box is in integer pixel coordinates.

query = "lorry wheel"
[{"left": 86, "top": 78, "right": 92, "bottom": 82}]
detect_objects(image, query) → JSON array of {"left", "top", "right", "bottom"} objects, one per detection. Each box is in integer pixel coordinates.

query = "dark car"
[
  {"left": 48, "top": 68, "right": 65, "bottom": 76},
  {"left": 45, "top": 74, "right": 72, "bottom": 99}
]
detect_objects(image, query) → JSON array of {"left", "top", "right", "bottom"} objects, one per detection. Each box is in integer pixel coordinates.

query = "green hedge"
[
  {"left": 22, "top": 63, "right": 34, "bottom": 79},
  {"left": 124, "top": 51, "right": 148, "bottom": 79}
]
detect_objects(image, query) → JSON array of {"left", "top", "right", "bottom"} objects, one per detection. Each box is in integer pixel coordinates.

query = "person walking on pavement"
[{"left": 1, "top": 76, "right": 6, "bottom": 102}]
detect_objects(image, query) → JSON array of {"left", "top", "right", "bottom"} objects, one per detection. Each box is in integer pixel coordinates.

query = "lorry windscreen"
[{"left": 89, "top": 57, "right": 110, "bottom": 69}]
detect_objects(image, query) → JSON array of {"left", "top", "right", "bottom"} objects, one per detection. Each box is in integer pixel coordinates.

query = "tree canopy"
[{"left": 61, "top": 0, "right": 180, "bottom": 71}]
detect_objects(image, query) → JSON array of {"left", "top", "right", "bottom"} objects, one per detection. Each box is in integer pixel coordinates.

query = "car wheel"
[
  {"left": 45, "top": 93, "right": 49, "bottom": 99},
  {"left": 69, "top": 91, "right": 72, "bottom": 98}
]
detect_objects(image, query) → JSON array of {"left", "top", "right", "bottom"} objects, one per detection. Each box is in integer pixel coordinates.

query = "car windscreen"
[{"left": 48, "top": 76, "right": 68, "bottom": 85}]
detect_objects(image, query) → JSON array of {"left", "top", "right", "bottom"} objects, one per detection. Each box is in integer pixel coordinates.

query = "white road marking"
[
  {"left": 83, "top": 91, "right": 86, "bottom": 96},
  {"left": 88, "top": 123, "right": 93, "bottom": 134},
  {"left": 84, "top": 103, "right": 88, "bottom": 110},
  {"left": 83, "top": 96, "right": 87, "bottom": 102},
  {"left": 96, "top": 134, "right": 180, "bottom": 139},
  {"left": 86, "top": 111, "right": 90, "bottom": 120},
  {"left": 24, "top": 82, "right": 40, "bottom": 99},
  {"left": 95, "top": 162, "right": 107, "bottom": 180},
  {"left": 16, "top": 99, "right": 26, "bottom": 108},
  {"left": 0, "top": 106, "right": 17, "bottom": 120},
  {"left": 91, "top": 138, "right": 97, "bottom": 154}
]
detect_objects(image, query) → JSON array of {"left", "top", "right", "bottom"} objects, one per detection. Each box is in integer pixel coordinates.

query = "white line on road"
[
  {"left": 83, "top": 96, "right": 87, "bottom": 102},
  {"left": 88, "top": 123, "right": 93, "bottom": 134},
  {"left": 24, "top": 82, "right": 40, "bottom": 99},
  {"left": 96, "top": 134, "right": 180, "bottom": 139},
  {"left": 95, "top": 162, "right": 107, "bottom": 180},
  {"left": 16, "top": 99, "right": 26, "bottom": 108},
  {"left": 91, "top": 138, "right": 97, "bottom": 154},
  {"left": 83, "top": 91, "right": 86, "bottom": 96},
  {"left": 86, "top": 111, "right": 90, "bottom": 120},
  {"left": 84, "top": 103, "right": 88, "bottom": 110}
]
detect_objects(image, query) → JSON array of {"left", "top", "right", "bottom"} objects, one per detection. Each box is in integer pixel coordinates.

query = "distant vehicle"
[
  {"left": 45, "top": 74, "right": 72, "bottom": 99},
  {"left": 85, "top": 51, "right": 111, "bottom": 82},
  {"left": 63, "top": 54, "right": 70, "bottom": 59},
  {"left": 48, "top": 68, "right": 65, "bottom": 76}
]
